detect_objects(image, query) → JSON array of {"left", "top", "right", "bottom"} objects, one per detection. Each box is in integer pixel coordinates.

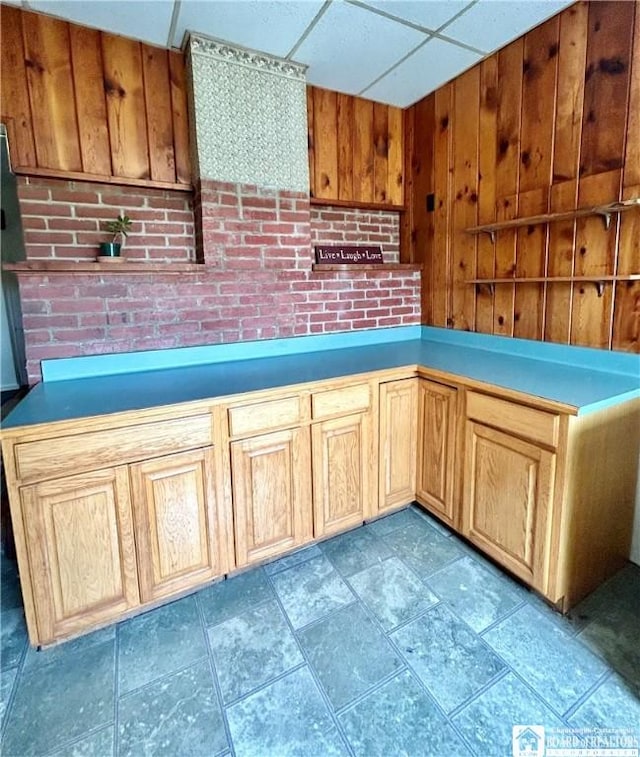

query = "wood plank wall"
[
  {"left": 403, "top": 1, "right": 640, "bottom": 352},
  {"left": 0, "top": 5, "right": 191, "bottom": 189},
  {"left": 307, "top": 86, "right": 404, "bottom": 208}
]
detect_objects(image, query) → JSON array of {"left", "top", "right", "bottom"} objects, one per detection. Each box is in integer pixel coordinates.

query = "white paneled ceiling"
[{"left": 14, "top": 0, "right": 575, "bottom": 107}]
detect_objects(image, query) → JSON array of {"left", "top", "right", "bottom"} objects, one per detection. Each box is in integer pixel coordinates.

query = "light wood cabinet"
[
  {"left": 462, "top": 421, "right": 556, "bottom": 593},
  {"left": 416, "top": 379, "right": 458, "bottom": 526},
  {"left": 19, "top": 467, "right": 140, "bottom": 644},
  {"left": 231, "top": 428, "right": 313, "bottom": 566},
  {"left": 129, "top": 448, "right": 223, "bottom": 603},
  {"left": 312, "top": 412, "right": 375, "bottom": 537},
  {"left": 379, "top": 379, "right": 418, "bottom": 513}
]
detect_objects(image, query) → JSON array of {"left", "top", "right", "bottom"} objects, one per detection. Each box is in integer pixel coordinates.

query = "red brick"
[
  {"left": 18, "top": 187, "right": 50, "bottom": 201},
  {"left": 50, "top": 298, "right": 105, "bottom": 314}
]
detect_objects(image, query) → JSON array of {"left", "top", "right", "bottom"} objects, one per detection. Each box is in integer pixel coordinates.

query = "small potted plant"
[{"left": 98, "top": 214, "right": 132, "bottom": 260}]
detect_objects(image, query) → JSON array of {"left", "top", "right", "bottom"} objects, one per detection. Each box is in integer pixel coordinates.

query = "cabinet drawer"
[
  {"left": 312, "top": 383, "right": 371, "bottom": 420},
  {"left": 228, "top": 395, "right": 307, "bottom": 438},
  {"left": 14, "top": 415, "right": 213, "bottom": 483},
  {"left": 466, "top": 391, "right": 559, "bottom": 447}
]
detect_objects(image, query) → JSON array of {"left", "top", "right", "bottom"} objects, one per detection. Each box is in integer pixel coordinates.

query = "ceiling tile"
[
  {"left": 357, "top": 0, "right": 473, "bottom": 31},
  {"left": 29, "top": 1, "right": 175, "bottom": 47},
  {"left": 443, "top": 0, "right": 572, "bottom": 53},
  {"left": 295, "top": 0, "right": 426, "bottom": 94},
  {"left": 362, "top": 37, "right": 482, "bottom": 107},
  {"left": 174, "top": 0, "right": 325, "bottom": 56}
]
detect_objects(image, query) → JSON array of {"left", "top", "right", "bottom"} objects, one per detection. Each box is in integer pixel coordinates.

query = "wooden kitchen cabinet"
[
  {"left": 378, "top": 378, "right": 418, "bottom": 513},
  {"left": 19, "top": 466, "right": 140, "bottom": 644},
  {"left": 312, "top": 412, "right": 375, "bottom": 537},
  {"left": 129, "top": 448, "right": 223, "bottom": 603},
  {"left": 416, "top": 378, "right": 459, "bottom": 526},
  {"left": 462, "top": 421, "right": 556, "bottom": 593},
  {"left": 231, "top": 428, "right": 313, "bottom": 566}
]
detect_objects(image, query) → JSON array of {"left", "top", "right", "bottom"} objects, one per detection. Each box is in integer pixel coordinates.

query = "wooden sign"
[{"left": 314, "top": 245, "right": 383, "bottom": 264}]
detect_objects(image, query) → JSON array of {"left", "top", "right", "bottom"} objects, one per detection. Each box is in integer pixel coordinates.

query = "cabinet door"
[
  {"left": 416, "top": 379, "right": 458, "bottom": 525},
  {"left": 312, "top": 412, "right": 374, "bottom": 538},
  {"left": 231, "top": 428, "right": 312, "bottom": 566},
  {"left": 20, "top": 467, "right": 139, "bottom": 644},
  {"left": 130, "top": 448, "right": 223, "bottom": 603},
  {"left": 379, "top": 378, "right": 418, "bottom": 513},
  {"left": 462, "top": 421, "right": 556, "bottom": 592}
]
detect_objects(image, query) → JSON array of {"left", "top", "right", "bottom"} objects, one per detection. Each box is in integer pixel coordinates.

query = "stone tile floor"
[{"left": 1, "top": 504, "right": 639, "bottom": 756}]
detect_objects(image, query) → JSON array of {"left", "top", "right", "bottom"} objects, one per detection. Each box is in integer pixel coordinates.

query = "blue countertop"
[{"left": 3, "top": 327, "right": 639, "bottom": 429}]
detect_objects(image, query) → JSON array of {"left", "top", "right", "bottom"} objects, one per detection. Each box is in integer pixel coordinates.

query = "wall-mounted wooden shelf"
[
  {"left": 310, "top": 197, "right": 406, "bottom": 213},
  {"left": 467, "top": 275, "right": 640, "bottom": 298},
  {"left": 312, "top": 263, "right": 421, "bottom": 272},
  {"left": 465, "top": 199, "right": 640, "bottom": 242},
  {"left": 3, "top": 261, "right": 204, "bottom": 275}
]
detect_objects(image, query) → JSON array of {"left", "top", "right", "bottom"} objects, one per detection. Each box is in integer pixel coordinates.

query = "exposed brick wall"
[
  {"left": 310, "top": 206, "right": 400, "bottom": 263},
  {"left": 16, "top": 178, "right": 420, "bottom": 384},
  {"left": 17, "top": 177, "right": 195, "bottom": 262}
]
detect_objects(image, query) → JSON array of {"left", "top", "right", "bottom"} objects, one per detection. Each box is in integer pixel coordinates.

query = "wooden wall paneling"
[
  {"left": 306, "top": 89, "right": 316, "bottom": 196},
  {"left": 21, "top": 12, "right": 82, "bottom": 172},
  {"left": 373, "top": 103, "right": 389, "bottom": 204},
  {"left": 142, "top": 46, "right": 175, "bottom": 183},
  {"left": 450, "top": 67, "right": 480, "bottom": 331},
  {"left": 101, "top": 34, "right": 150, "bottom": 180},
  {"left": 313, "top": 88, "right": 338, "bottom": 199},
  {"left": 514, "top": 188, "right": 549, "bottom": 339},
  {"left": 410, "top": 96, "right": 435, "bottom": 318},
  {"left": 493, "top": 38, "right": 524, "bottom": 336},
  {"left": 387, "top": 106, "right": 404, "bottom": 206},
  {"left": 519, "top": 17, "right": 560, "bottom": 194},
  {"left": 354, "top": 97, "right": 374, "bottom": 203},
  {"left": 432, "top": 84, "right": 454, "bottom": 327},
  {"left": 580, "top": 1, "right": 635, "bottom": 177},
  {"left": 476, "top": 55, "right": 499, "bottom": 333},
  {"left": 168, "top": 51, "right": 191, "bottom": 186},
  {"left": 544, "top": 180, "right": 578, "bottom": 343},
  {"left": 336, "top": 93, "right": 354, "bottom": 201},
  {"left": 513, "top": 18, "right": 559, "bottom": 340},
  {"left": 399, "top": 105, "right": 416, "bottom": 264},
  {"left": 572, "top": 169, "right": 622, "bottom": 347},
  {"left": 552, "top": 2, "right": 588, "bottom": 183},
  {"left": 623, "top": 4, "right": 640, "bottom": 190},
  {"left": 0, "top": 5, "right": 37, "bottom": 168},
  {"left": 69, "top": 25, "right": 112, "bottom": 176}
]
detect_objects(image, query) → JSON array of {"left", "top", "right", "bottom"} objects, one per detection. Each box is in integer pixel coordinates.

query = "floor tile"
[
  {"left": 366, "top": 507, "right": 426, "bottom": 537},
  {"left": 568, "top": 673, "right": 640, "bottom": 729},
  {"left": 382, "top": 520, "right": 465, "bottom": 579},
  {"left": 118, "top": 595, "right": 207, "bottom": 694},
  {"left": 349, "top": 556, "right": 439, "bottom": 630},
  {"left": 208, "top": 599, "right": 303, "bottom": 703},
  {"left": 392, "top": 604, "right": 504, "bottom": 713},
  {"left": 427, "top": 556, "right": 523, "bottom": 632},
  {"left": 410, "top": 504, "right": 453, "bottom": 537},
  {"left": 321, "top": 528, "right": 392, "bottom": 578},
  {"left": 264, "top": 545, "right": 323, "bottom": 576},
  {"left": 574, "top": 566, "right": 640, "bottom": 686},
  {"left": 298, "top": 603, "right": 402, "bottom": 710},
  {"left": 271, "top": 555, "right": 353, "bottom": 628},
  {"left": 0, "top": 607, "right": 28, "bottom": 671},
  {"left": 118, "top": 662, "right": 227, "bottom": 757},
  {"left": 197, "top": 569, "right": 273, "bottom": 627},
  {"left": 48, "top": 726, "right": 115, "bottom": 757},
  {"left": 340, "top": 669, "right": 471, "bottom": 757},
  {"left": 24, "top": 625, "right": 115, "bottom": 671},
  {"left": 226, "top": 666, "right": 348, "bottom": 757},
  {"left": 0, "top": 665, "right": 18, "bottom": 730},
  {"left": 2, "top": 639, "right": 115, "bottom": 756},
  {"left": 483, "top": 603, "right": 608, "bottom": 715},
  {"left": 453, "top": 672, "right": 564, "bottom": 757}
]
